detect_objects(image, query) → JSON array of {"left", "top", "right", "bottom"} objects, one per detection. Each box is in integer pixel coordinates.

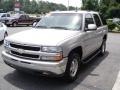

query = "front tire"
[
  {"left": 12, "top": 22, "right": 17, "bottom": 27},
  {"left": 63, "top": 52, "right": 81, "bottom": 82}
]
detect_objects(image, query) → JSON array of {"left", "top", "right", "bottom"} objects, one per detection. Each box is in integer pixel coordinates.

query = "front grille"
[
  {"left": 11, "top": 51, "right": 39, "bottom": 59},
  {"left": 10, "top": 43, "right": 40, "bottom": 51}
]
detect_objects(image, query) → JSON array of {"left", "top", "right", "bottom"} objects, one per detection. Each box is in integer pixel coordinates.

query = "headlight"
[
  {"left": 4, "top": 40, "right": 10, "bottom": 48},
  {"left": 41, "top": 46, "right": 62, "bottom": 53},
  {"left": 41, "top": 53, "right": 63, "bottom": 61},
  {"left": 41, "top": 46, "right": 63, "bottom": 61}
]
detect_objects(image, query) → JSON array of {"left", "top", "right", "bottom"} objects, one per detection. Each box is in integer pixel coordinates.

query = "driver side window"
[
  {"left": 19, "top": 15, "right": 25, "bottom": 19},
  {"left": 85, "top": 14, "right": 94, "bottom": 28},
  {"left": 1, "top": 14, "right": 6, "bottom": 17}
]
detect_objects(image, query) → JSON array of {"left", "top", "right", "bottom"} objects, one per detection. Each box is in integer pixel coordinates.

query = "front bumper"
[{"left": 2, "top": 51, "right": 68, "bottom": 75}]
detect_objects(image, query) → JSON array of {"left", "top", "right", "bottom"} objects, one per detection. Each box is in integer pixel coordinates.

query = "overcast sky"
[{"left": 37, "top": 0, "right": 82, "bottom": 7}]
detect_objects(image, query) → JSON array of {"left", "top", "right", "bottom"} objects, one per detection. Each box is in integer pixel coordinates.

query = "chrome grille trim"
[
  {"left": 8, "top": 46, "right": 58, "bottom": 56},
  {"left": 8, "top": 42, "right": 41, "bottom": 59},
  {"left": 10, "top": 43, "right": 40, "bottom": 51},
  {"left": 10, "top": 51, "right": 40, "bottom": 60},
  {"left": 7, "top": 42, "right": 58, "bottom": 60}
]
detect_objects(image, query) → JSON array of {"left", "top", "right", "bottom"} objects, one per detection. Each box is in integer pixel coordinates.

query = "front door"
[
  {"left": 18, "top": 15, "right": 26, "bottom": 25},
  {"left": 83, "top": 13, "right": 97, "bottom": 58}
]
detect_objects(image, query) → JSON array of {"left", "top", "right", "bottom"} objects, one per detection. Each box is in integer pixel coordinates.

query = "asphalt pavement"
[{"left": 0, "top": 27, "right": 120, "bottom": 90}]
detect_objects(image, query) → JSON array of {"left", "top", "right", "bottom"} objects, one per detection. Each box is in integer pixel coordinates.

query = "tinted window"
[
  {"left": 7, "top": 14, "right": 10, "bottom": 17},
  {"left": 25, "top": 15, "right": 29, "bottom": 19},
  {"left": 85, "top": 14, "right": 94, "bottom": 28},
  {"left": 19, "top": 15, "right": 26, "bottom": 19},
  {"left": 93, "top": 14, "right": 102, "bottom": 27}
]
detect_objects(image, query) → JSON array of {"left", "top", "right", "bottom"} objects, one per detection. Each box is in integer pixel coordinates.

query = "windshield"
[{"left": 35, "top": 13, "right": 83, "bottom": 30}]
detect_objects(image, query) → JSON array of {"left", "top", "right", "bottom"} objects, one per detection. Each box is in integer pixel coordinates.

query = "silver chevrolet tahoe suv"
[{"left": 2, "top": 11, "right": 108, "bottom": 82}]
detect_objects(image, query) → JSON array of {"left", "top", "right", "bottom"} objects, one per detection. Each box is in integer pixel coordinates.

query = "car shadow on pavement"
[
  {"left": 8, "top": 25, "right": 32, "bottom": 27},
  {"left": 4, "top": 51, "right": 109, "bottom": 90}
]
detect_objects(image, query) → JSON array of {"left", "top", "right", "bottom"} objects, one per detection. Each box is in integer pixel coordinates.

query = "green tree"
[
  {"left": 0, "top": 0, "right": 70, "bottom": 14},
  {"left": 82, "top": 0, "right": 99, "bottom": 11},
  {"left": 107, "top": 6, "right": 120, "bottom": 18},
  {"left": 1, "top": 0, "right": 14, "bottom": 12},
  {"left": 69, "top": 6, "right": 76, "bottom": 10}
]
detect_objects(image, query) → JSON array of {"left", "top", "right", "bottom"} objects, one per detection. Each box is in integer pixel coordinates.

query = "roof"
[
  {"left": 0, "top": 13, "right": 8, "bottom": 14},
  {"left": 50, "top": 10, "right": 99, "bottom": 14}
]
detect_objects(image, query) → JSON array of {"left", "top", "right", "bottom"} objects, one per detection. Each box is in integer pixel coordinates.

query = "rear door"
[
  {"left": 93, "top": 14, "right": 103, "bottom": 49},
  {"left": 25, "top": 15, "right": 33, "bottom": 25}
]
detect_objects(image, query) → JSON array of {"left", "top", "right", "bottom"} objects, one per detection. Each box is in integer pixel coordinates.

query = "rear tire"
[
  {"left": 63, "top": 52, "right": 81, "bottom": 82},
  {"left": 100, "top": 39, "right": 106, "bottom": 55}
]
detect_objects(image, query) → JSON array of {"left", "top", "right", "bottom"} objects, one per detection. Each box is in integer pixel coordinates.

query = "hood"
[
  {"left": 7, "top": 17, "right": 18, "bottom": 20},
  {"left": 6, "top": 28, "right": 80, "bottom": 46}
]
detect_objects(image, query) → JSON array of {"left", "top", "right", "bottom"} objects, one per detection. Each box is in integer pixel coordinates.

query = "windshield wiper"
[{"left": 49, "top": 26, "right": 69, "bottom": 30}]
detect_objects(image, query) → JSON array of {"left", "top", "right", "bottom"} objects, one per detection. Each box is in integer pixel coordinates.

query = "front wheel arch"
[
  {"left": 63, "top": 52, "right": 81, "bottom": 82},
  {"left": 68, "top": 46, "right": 83, "bottom": 60},
  {"left": 12, "top": 22, "right": 18, "bottom": 27}
]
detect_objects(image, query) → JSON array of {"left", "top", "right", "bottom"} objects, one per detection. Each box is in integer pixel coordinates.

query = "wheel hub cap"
[{"left": 70, "top": 58, "right": 78, "bottom": 77}]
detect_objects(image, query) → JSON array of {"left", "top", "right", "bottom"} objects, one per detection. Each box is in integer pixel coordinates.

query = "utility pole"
[{"left": 67, "top": 0, "right": 69, "bottom": 11}]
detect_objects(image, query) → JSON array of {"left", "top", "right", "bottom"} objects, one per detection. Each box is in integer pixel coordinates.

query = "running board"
[{"left": 82, "top": 50, "right": 101, "bottom": 64}]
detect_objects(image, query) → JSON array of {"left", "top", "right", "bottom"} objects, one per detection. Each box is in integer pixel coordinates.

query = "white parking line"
[{"left": 112, "top": 71, "right": 120, "bottom": 90}]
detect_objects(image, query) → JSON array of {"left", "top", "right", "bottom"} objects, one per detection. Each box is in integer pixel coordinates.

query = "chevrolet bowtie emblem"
[{"left": 17, "top": 49, "right": 25, "bottom": 54}]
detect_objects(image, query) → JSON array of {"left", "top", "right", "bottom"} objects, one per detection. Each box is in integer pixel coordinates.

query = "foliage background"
[{"left": 0, "top": 0, "right": 76, "bottom": 14}]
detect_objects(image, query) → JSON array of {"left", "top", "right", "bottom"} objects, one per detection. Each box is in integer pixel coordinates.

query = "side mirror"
[
  {"left": 87, "top": 24, "right": 97, "bottom": 31},
  {"left": 33, "top": 22, "right": 37, "bottom": 27}
]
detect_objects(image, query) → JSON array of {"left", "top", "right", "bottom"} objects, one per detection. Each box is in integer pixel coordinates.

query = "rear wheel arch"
[{"left": 103, "top": 34, "right": 107, "bottom": 41}]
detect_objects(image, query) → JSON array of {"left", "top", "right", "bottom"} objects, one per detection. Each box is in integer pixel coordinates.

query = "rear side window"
[
  {"left": 25, "top": 15, "right": 29, "bottom": 19},
  {"left": 85, "top": 14, "right": 94, "bottom": 28},
  {"left": 7, "top": 14, "right": 10, "bottom": 17},
  {"left": 93, "top": 14, "right": 102, "bottom": 27}
]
